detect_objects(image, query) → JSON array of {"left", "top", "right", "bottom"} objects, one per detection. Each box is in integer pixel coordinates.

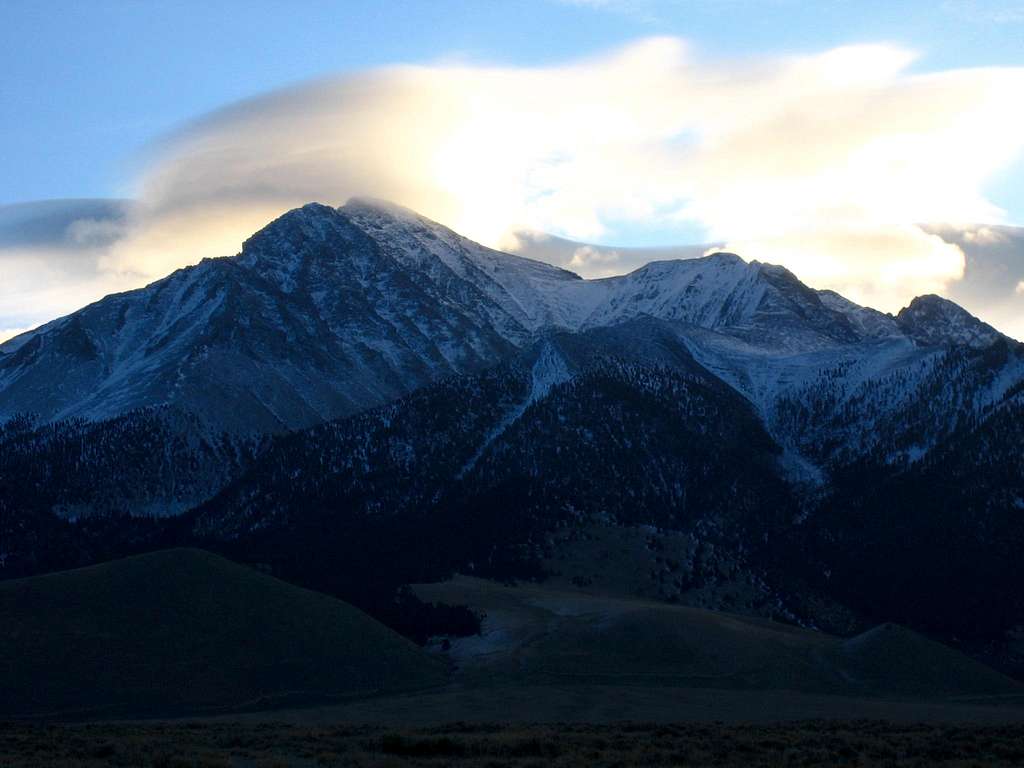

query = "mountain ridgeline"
[{"left": 1, "top": 199, "right": 1022, "bottom": 671}]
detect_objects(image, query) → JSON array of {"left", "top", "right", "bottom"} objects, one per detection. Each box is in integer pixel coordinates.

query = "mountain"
[
  {"left": 187, "top": 317, "right": 1024, "bottom": 650},
  {"left": 188, "top": 321, "right": 796, "bottom": 627},
  {"left": 896, "top": 293, "right": 1004, "bottom": 348},
  {"left": 796, "top": 369, "right": 1024, "bottom": 645},
  {"left": 1, "top": 198, "right": 1022, "bottom": 675},
  {"left": 0, "top": 409, "right": 257, "bottom": 521},
  {"left": 1, "top": 198, "right": 971, "bottom": 435},
  {"left": 0, "top": 201, "right": 570, "bottom": 433},
  {"left": 0, "top": 548, "right": 446, "bottom": 718}
]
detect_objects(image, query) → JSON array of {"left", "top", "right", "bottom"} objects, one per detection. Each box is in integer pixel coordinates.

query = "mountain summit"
[
  {"left": 0, "top": 201, "right": 567, "bottom": 431},
  {"left": 896, "top": 293, "right": 1003, "bottom": 348},
  {"left": 3, "top": 199, "right": 1002, "bottom": 433}
]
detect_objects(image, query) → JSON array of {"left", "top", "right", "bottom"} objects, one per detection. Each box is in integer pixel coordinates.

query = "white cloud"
[
  {"left": 4, "top": 37, "right": 1024, "bottom": 331},
  {"left": 0, "top": 244, "right": 139, "bottom": 333},
  {"left": 569, "top": 245, "right": 623, "bottom": 275},
  {"left": 1016, "top": 280, "right": 1024, "bottom": 295},
  {"left": 962, "top": 225, "right": 1007, "bottom": 245},
  {"left": 923, "top": 223, "right": 1024, "bottom": 341},
  {"left": 508, "top": 230, "right": 711, "bottom": 274},
  {"left": 118, "top": 38, "right": 1024, "bottom": 312},
  {"left": 0, "top": 200, "right": 139, "bottom": 336}
]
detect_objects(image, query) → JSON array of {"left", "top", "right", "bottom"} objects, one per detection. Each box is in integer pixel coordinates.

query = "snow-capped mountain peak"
[
  {"left": 236, "top": 202, "right": 372, "bottom": 290},
  {"left": 1, "top": 199, "right": 1014, "bottom": 436}
]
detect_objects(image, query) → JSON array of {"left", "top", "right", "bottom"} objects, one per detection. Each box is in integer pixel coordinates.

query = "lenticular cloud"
[{"left": 4, "top": 37, "right": 1024, "bottom": 340}]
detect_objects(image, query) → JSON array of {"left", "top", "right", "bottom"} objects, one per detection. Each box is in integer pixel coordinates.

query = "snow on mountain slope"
[
  {"left": 457, "top": 341, "right": 573, "bottom": 478},
  {"left": 573, "top": 256, "right": 861, "bottom": 352},
  {"left": 340, "top": 198, "right": 590, "bottom": 336},
  {"left": 1, "top": 198, "right": 1017, "bottom": 443},
  {"left": 334, "top": 200, "right": 876, "bottom": 351},
  {"left": 677, "top": 316, "right": 1024, "bottom": 476},
  {"left": 816, "top": 290, "right": 901, "bottom": 340},
  {"left": 0, "top": 203, "right": 539, "bottom": 431}
]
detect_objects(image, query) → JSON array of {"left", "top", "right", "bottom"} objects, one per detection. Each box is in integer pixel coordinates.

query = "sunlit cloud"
[
  {"left": 3, "top": 37, "right": 1024, "bottom": 335},
  {"left": 117, "top": 38, "right": 1024, "bottom": 310},
  {"left": 506, "top": 230, "right": 712, "bottom": 276}
]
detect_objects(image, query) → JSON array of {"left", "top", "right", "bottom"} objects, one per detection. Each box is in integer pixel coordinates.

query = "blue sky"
[
  {"left": 1, "top": 0, "right": 1024, "bottom": 340},
  {"left": 4, "top": 0, "right": 1023, "bottom": 216}
]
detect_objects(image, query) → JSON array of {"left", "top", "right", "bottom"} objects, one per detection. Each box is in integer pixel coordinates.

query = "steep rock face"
[
  {"left": 543, "top": 253, "right": 865, "bottom": 352},
  {"left": 340, "top": 198, "right": 586, "bottom": 335}
]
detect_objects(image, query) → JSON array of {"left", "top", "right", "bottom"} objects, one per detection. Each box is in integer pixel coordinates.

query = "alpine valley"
[{"left": 2, "top": 199, "right": 1023, "bottom": 674}]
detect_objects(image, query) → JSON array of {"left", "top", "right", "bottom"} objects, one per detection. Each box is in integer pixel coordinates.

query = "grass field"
[
  {"left": 4, "top": 550, "right": 1024, "bottom": 768},
  {"left": 3, "top": 554, "right": 1023, "bottom": 725},
  {"left": 2, "top": 720, "right": 1024, "bottom": 767},
  {"left": 413, "top": 576, "right": 1021, "bottom": 699},
  {"left": 0, "top": 549, "right": 446, "bottom": 719}
]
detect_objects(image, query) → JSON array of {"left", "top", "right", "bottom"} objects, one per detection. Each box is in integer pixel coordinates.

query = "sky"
[{"left": 2, "top": 0, "right": 1024, "bottom": 340}]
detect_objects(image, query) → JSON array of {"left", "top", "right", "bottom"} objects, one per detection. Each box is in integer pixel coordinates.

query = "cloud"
[
  {"left": 121, "top": 39, "right": 1024, "bottom": 308},
  {"left": 1017, "top": 280, "right": 1024, "bottom": 294},
  {"left": 3, "top": 37, "right": 1024, "bottom": 334},
  {"left": 570, "top": 245, "right": 622, "bottom": 272},
  {"left": 0, "top": 200, "right": 139, "bottom": 335},
  {"left": 508, "top": 230, "right": 714, "bottom": 275},
  {"left": 924, "top": 223, "right": 1024, "bottom": 340},
  {"left": 0, "top": 199, "right": 130, "bottom": 253}
]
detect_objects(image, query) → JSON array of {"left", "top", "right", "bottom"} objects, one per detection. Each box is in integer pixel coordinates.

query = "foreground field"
[
  {"left": 0, "top": 550, "right": 445, "bottom": 719},
  {"left": 4, "top": 553, "right": 1024, "bottom": 727},
  {"left": 413, "top": 576, "right": 1021, "bottom": 700},
  {"left": 209, "top": 684, "right": 1024, "bottom": 727},
  {"left": 3, "top": 720, "right": 1024, "bottom": 767}
]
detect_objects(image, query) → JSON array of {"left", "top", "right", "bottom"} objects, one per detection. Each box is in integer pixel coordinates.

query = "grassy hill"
[
  {"left": 415, "top": 576, "right": 1020, "bottom": 699},
  {"left": 0, "top": 548, "right": 447, "bottom": 718},
  {"left": 3, "top": 552, "right": 1018, "bottom": 725}
]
